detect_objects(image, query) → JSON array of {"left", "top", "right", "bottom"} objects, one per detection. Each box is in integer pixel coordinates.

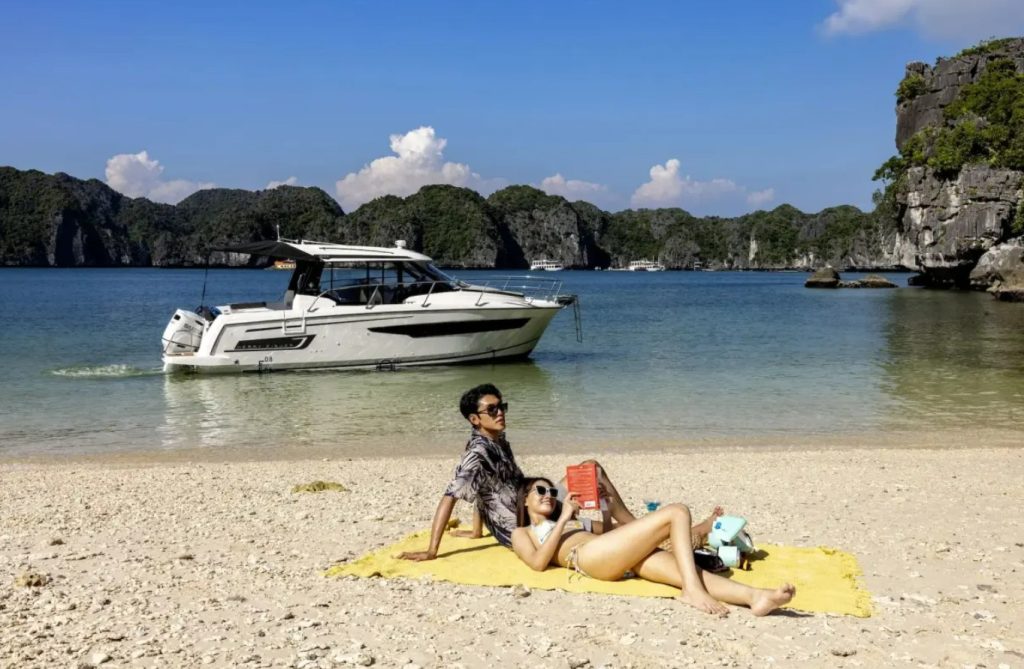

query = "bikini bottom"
[{"left": 565, "top": 546, "right": 592, "bottom": 580}]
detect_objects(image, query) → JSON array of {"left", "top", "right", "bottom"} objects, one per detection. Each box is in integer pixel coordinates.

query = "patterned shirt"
[{"left": 444, "top": 428, "right": 524, "bottom": 547}]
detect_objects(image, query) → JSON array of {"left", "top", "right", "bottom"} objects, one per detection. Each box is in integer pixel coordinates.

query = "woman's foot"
[
  {"left": 678, "top": 590, "right": 730, "bottom": 616},
  {"left": 750, "top": 583, "right": 796, "bottom": 616}
]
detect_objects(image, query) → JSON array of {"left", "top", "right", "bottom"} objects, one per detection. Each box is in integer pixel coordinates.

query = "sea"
[{"left": 2, "top": 268, "right": 1023, "bottom": 459}]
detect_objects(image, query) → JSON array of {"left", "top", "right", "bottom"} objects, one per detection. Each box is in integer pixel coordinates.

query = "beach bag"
[{"left": 707, "top": 515, "right": 755, "bottom": 570}]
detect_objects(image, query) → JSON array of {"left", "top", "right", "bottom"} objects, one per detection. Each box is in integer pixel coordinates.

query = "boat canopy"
[
  {"left": 214, "top": 240, "right": 318, "bottom": 261},
  {"left": 213, "top": 239, "right": 432, "bottom": 264}
]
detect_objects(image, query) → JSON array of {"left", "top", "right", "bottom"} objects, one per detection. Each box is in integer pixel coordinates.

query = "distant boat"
[
  {"left": 530, "top": 259, "right": 564, "bottom": 272},
  {"left": 267, "top": 259, "right": 296, "bottom": 270},
  {"left": 692, "top": 260, "right": 702, "bottom": 271},
  {"left": 628, "top": 259, "right": 666, "bottom": 272}
]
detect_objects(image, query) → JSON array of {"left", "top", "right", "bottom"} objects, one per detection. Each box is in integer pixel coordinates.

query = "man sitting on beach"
[{"left": 399, "top": 383, "right": 718, "bottom": 560}]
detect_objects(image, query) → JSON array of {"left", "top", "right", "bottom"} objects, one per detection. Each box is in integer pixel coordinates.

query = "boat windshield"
[
  {"left": 312, "top": 261, "right": 460, "bottom": 305},
  {"left": 425, "top": 263, "right": 464, "bottom": 285}
]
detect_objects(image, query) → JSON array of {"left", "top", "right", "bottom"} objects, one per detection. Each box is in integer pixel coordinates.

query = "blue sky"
[{"left": 2, "top": 1, "right": 1023, "bottom": 216}]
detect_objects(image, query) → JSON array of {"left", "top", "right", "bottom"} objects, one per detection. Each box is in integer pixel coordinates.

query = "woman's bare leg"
[
  {"left": 558, "top": 460, "right": 724, "bottom": 537},
  {"left": 631, "top": 551, "right": 797, "bottom": 616},
  {"left": 574, "top": 503, "right": 728, "bottom": 615}
]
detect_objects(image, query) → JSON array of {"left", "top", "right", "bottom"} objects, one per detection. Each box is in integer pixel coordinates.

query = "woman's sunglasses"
[
  {"left": 533, "top": 484, "right": 558, "bottom": 498},
  {"left": 476, "top": 401, "right": 509, "bottom": 418}
]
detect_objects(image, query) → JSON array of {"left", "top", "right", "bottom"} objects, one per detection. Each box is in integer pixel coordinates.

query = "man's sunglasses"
[
  {"left": 476, "top": 401, "right": 509, "bottom": 417},
  {"left": 533, "top": 484, "right": 558, "bottom": 498}
]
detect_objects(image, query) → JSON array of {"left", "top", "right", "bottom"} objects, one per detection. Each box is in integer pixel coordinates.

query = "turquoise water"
[{"left": 1, "top": 268, "right": 1023, "bottom": 458}]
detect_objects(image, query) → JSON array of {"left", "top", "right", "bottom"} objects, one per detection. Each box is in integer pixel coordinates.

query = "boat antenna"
[
  {"left": 199, "top": 250, "right": 211, "bottom": 308},
  {"left": 276, "top": 224, "right": 281, "bottom": 241}
]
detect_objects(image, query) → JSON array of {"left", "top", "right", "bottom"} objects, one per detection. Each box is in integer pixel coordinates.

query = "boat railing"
[{"left": 468, "top": 276, "right": 567, "bottom": 304}]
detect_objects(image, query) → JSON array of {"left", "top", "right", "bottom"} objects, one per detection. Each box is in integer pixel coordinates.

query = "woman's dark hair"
[
  {"left": 459, "top": 383, "right": 503, "bottom": 419},
  {"left": 517, "top": 476, "right": 559, "bottom": 528}
]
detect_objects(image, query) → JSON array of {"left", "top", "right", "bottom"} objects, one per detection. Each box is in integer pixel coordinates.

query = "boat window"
[
  {"left": 309, "top": 261, "right": 459, "bottom": 305},
  {"left": 423, "top": 263, "right": 461, "bottom": 285},
  {"left": 320, "top": 262, "right": 406, "bottom": 289},
  {"left": 288, "top": 262, "right": 324, "bottom": 295}
]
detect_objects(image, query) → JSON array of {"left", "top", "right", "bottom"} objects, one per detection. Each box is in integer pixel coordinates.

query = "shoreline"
[
  {"left": 2, "top": 443, "right": 1022, "bottom": 667},
  {"left": 2, "top": 426, "right": 1021, "bottom": 466}
]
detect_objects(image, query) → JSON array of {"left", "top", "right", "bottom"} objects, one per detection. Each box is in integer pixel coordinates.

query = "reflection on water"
[
  {"left": 159, "top": 362, "right": 557, "bottom": 455},
  {"left": 880, "top": 289, "right": 1024, "bottom": 431}
]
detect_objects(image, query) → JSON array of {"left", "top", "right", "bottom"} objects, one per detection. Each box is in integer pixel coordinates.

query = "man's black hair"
[{"left": 459, "top": 383, "right": 503, "bottom": 419}]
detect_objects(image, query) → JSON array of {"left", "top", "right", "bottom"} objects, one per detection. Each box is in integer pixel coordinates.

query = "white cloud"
[
  {"left": 538, "top": 173, "right": 608, "bottom": 200},
  {"left": 821, "top": 0, "right": 1024, "bottom": 40},
  {"left": 335, "top": 126, "right": 503, "bottom": 210},
  {"left": 266, "top": 177, "right": 298, "bottom": 189},
  {"left": 629, "top": 159, "right": 742, "bottom": 208},
  {"left": 629, "top": 159, "right": 774, "bottom": 212},
  {"left": 746, "top": 188, "right": 776, "bottom": 207},
  {"left": 105, "top": 151, "right": 214, "bottom": 204}
]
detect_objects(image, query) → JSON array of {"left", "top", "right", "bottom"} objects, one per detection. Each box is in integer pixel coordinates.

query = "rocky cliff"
[
  {"left": 0, "top": 168, "right": 346, "bottom": 268},
  {"left": 0, "top": 167, "right": 896, "bottom": 269},
  {"left": 883, "top": 38, "right": 1024, "bottom": 289}
]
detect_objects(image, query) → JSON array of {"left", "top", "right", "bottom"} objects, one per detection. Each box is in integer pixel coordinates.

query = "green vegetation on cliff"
[
  {"left": 411, "top": 186, "right": 498, "bottom": 266},
  {"left": 0, "top": 166, "right": 897, "bottom": 269},
  {"left": 955, "top": 37, "right": 1018, "bottom": 58},
  {"left": 486, "top": 185, "right": 565, "bottom": 213},
  {"left": 597, "top": 210, "right": 661, "bottom": 262},
  {"left": 1015, "top": 188, "right": 1024, "bottom": 235},
  {"left": 738, "top": 206, "right": 802, "bottom": 265},
  {"left": 879, "top": 57, "right": 1024, "bottom": 181},
  {"left": 896, "top": 73, "right": 927, "bottom": 103}
]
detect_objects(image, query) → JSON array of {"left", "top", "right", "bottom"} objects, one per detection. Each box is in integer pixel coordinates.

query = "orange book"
[{"left": 565, "top": 462, "right": 600, "bottom": 509}]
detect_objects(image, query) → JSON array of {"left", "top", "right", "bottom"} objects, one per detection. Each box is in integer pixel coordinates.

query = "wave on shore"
[{"left": 50, "top": 364, "right": 163, "bottom": 379}]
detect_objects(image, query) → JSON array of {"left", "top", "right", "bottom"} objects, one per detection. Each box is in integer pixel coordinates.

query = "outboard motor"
[{"left": 161, "top": 309, "right": 206, "bottom": 355}]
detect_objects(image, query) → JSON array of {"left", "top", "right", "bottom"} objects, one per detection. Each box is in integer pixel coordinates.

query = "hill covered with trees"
[{"left": 0, "top": 166, "right": 898, "bottom": 270}]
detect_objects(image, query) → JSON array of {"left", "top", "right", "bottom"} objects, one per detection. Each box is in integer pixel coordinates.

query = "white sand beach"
[{"left": 2, "top": 444, "right": 1022, "bottom": 668}]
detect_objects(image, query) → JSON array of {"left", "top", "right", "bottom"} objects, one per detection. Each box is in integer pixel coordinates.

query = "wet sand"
[{"left": 1, "top": 443, "right": 1022, "bottom": 667}]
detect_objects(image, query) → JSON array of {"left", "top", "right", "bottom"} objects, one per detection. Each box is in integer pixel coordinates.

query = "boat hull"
[{"left": 162, "top": 301, "right": 561, "bottom": 373}]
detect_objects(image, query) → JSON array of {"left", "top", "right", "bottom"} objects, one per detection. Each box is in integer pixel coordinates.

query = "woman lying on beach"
[{"left": 510, "top": 477, "right": 796, "bottom": 616}]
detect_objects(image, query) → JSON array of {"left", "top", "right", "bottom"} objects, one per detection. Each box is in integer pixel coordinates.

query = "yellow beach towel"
[{"left": 326, "top": 530, "right": 872, "bottom": 617}]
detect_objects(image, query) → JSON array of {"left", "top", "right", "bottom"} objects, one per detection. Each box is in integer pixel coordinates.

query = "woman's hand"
[{"left": 560, "top": 492, "right": 580, "bottom": 522}]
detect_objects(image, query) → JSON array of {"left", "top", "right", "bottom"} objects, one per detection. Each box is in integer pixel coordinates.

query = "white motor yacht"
[
  {"left": 529, "top": 259, "right": 564, "bottom": 271},
  {"left": 628, "top": 259, "right": 666, "bottom": 272},
  {"left": 162, "top": 239, "right": 577, "bottom": 373}
]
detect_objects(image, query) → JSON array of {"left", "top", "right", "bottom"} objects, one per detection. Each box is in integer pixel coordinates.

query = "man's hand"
[{"left": 397, "top": 550, "right": 436, "bottom": 561}]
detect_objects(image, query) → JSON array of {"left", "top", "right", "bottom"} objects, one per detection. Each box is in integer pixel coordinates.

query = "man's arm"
[
  {"left": 450, "top": 508, "right": 483, "bottom": 539},
  {"left": 398, "top": 495, "right": 456, "bottom": 561}
]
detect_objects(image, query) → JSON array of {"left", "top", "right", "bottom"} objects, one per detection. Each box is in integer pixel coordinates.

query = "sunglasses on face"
[
  {"left": 533, "top": 484, "right": 558, "bottom": 498},
  {"left": 476, "top": 401, "right": 509, "bottom": 418}
]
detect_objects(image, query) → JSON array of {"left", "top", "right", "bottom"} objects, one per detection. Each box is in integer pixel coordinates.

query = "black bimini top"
[{"left": 213, "top": 241, "right": 318, "bottom": 262}]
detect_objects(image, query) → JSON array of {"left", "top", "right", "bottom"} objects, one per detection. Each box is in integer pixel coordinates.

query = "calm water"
[{"left": 1, "top": 268, "right": 1023, "bottom": 458}]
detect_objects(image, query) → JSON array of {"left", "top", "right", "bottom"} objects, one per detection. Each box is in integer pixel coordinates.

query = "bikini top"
[
  {"left": 531, "top": 519, "right": 557, "bottom": 544},
  {"left": 531, "top": 518, "right": 593, "bottom": 544}
]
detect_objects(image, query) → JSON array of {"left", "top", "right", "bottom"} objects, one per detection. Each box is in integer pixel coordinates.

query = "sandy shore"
[{"left": 2, "top": 445, "right": 1022, "bottom": 668}]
